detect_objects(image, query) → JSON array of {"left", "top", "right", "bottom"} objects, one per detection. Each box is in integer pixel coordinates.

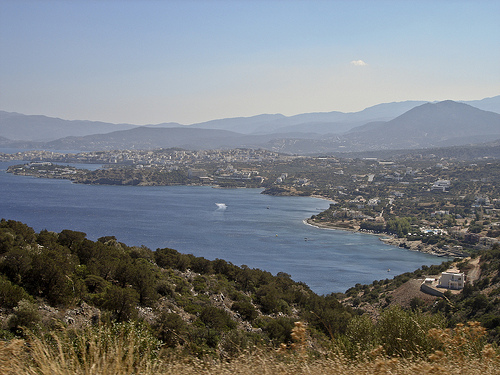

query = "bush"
[
  {"left": 231, "top": 300, "right": 258, "bottom": 321},
  {"left": 0, "top": 276, "right": 31, "bottom": 309},
  {"left": 345, "top": 314, "right": 376, "bottom": 353},
  {"left": 153, "top": 312, "right": 188, "bottom": 347},
  {"left": 7, "top": 299, "right": 41, "bottom": 334},
  {"left": 102, "top": 285, "right": 139, "bottom": 321},
  {"left": 198, "top": 306, "right": 236, "bottom": 331},
  {"left": 375, "top": 306, "right": 445, "bottom": 357},
  {"left": 259, "top": 317, "right": 295, "bottom": 345}
]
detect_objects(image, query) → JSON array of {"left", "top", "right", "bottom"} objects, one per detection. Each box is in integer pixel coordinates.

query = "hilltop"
[{"left": 345, "top": 101, "right": 500, "bottom": 149}]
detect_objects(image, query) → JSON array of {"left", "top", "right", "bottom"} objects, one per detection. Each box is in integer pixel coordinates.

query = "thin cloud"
[{"left": 350, "top": 60, "right": 368, "bottom": 66}]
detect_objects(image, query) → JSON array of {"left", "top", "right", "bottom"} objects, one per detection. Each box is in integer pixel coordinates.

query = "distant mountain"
[
  {"left": 1, "top": 95, "right": 499, "bottom": 153},
  {"left": 187, "top": 97, "right": 500, "bottom": 135},
  {"left": 0, "top": 136, "right": 12, "bottom": 145},
  {"left": 345, "top": 101, "right": 500, "bottom": 149},
  {"left": 44, "top": 127, "right": 283, "bottom": 151},
  {"left": 264, "top": 101, "right": 500, "bottom": 154},
  {"left": 188, "top": 101, "right": 430, "bottom": 135},
  {"left": 143, "top": 122, "right": 183, "bottom": 128},
  {"left": 323, "top": 139, "right": 500, "bottom": 160},
  {"left": 462, "top": 95, "right": 500, "bottom": 114},
  {"left": 189, "top": 114, "right": 286, "bottom": 134},
  {"left": 0, "top": 111, "right": 138, "bottom": 142}
]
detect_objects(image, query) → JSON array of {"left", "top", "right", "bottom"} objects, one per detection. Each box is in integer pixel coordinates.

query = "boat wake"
[{"left": 215, "top": 203, "right": 227, "bottom": 210}]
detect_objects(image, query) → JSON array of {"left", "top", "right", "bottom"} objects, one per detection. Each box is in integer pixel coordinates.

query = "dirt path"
[{"left": 466, "top": 257, "right": 481, "bottom": 283}]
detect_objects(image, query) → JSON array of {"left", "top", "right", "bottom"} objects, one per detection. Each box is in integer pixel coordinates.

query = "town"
[{"left": 3, "top": 147, "right": 499, "bottom": 258}]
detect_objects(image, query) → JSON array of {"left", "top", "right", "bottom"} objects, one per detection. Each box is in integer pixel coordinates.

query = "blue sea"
[{"left": 0, "top": 160, "right": 445, "bottom": 295}]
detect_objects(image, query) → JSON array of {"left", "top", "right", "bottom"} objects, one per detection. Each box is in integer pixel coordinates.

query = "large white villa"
[{"left": 438, "top": 271, "right": 465, "bottom": 290}]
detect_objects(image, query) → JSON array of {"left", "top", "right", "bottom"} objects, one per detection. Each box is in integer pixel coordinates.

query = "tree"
[
  {"left": 0, "top": 247, "right": 32, "bottom": 285},
  {"left": 27, "top": 248, "right": 76, "bottom": 306},
  {"left": 103, "top": 285, "right": 139, "bottom": 321},
  {"left": 386, "top": 217, "right": 411, "bottom": 237},
  {"left": 231, "top": 300, "right": 258, "bottom": 322},
  {"left": 0, "top": 275, "right": 31, "bottom": 308},
  {"left": 153, "top": 312, "right": 187, "bottom": 347},
  {"left": 155, "top": 247, "right": 190, "bottom": 271},
  {"left": 261, "top": 317, "right": 295, "bottom": 344},
  {"left": 198, "top": 306, "right": 236, "bottom": 331},
  {"left": 129, "top": 258, "right": 158, "bottom": 306},
  {"left": 57, "top": 229, "right": 87, "bottom": 249}
]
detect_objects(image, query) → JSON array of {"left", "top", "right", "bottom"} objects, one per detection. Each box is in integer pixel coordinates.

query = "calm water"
[{"left": 0, "top": 160, "right": 445, "bottom": 295}]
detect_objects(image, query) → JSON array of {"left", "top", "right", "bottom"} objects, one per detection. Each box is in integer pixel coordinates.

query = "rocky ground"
[{"left": 380, "top": 237, "right": 468, "bottom": 258}]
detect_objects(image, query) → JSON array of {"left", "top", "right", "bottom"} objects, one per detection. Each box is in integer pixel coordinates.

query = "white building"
[
  {"left": 431, "top": 180, "right": 451, "bottom": 192},
  {"left": 439, "top": 272, "right": 465, "bottom": 290}
]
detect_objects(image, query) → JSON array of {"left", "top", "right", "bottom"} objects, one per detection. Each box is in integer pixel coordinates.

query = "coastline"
[
  {"left": 303, "top": 218, "right": 362, "bottom": 233},
  {"left": 0, "top": 164, "right": 473, "bottom": 260},
  {"left": 304, "top": 218, "right": 466, "bottom": 258}
]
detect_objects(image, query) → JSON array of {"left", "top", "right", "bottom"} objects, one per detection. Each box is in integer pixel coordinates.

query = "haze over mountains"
[
  {"left": 1, "top": 96, "right": 499, "bottom": 155},
  {"left": 0, "top": 111, "right": 137, "bottom": 142}
]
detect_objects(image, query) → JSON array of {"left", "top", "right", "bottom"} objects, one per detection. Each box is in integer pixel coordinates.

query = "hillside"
[
  {"left": 0, "top": 219, "right": 353, "bottom": 353},
  {"left": 1, "top": 219, "right": 500, "bottom": 373},
  {"left": 45, "top": 127, "right": 267, "bottom": 151},
  {"left": 324, "top": 140, "right": 500, "bottom": 160},
  {"left": 2, "top": 219, "right": 500, "bottom": 346},
  {"left": 0, "top": 101, "right": 426, "bottom": 141},
  {"left": 343, "top": 247, "right": 500, "bottom": 344}
]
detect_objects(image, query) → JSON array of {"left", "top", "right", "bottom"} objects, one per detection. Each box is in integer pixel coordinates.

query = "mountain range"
[
  {"left": 1, "top": 95, "right": 499, "bottom": 155},
  {"left": 0, "top": 111, "right": 137, "bottom": 142}
]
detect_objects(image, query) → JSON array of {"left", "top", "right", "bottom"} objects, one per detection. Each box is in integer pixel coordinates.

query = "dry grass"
[{"left": 1, "top": 321, "right": 499, "bottom": 375}]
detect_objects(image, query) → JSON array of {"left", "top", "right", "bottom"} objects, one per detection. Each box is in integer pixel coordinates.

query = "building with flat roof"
[{"left": 439, "top": 272, "right": 465, "bottom": 290}]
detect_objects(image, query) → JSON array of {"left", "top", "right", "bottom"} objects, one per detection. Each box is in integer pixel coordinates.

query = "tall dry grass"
[{"left": 1, "top": 321, "right": 499, "bottom": 375}]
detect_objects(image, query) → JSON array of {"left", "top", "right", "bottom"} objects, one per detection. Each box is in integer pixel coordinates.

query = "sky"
[{"left": 1, "top": 0, "right": 499, "bottom": 125}]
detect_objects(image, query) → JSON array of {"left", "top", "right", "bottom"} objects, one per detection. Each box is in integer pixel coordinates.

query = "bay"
[{"left": 0, "top": 161, "right": 445, "bottom": 295}]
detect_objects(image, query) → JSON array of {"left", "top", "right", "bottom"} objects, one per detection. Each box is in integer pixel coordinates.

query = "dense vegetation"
[
  {"left": 0, "top": 219, "right": 353, "bottom": 354},
  {"left": 1, "top": 219, "right": 500, "bottom": 373}
]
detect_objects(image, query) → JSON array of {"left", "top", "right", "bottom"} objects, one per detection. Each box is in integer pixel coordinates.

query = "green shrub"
[
  {"left": 0, "top": 275, "right": 31, "bottom": 308},
  {"left": 231, "top": 300, "right": 258, "bottom": 322},
  {"left": 198, "top": 306, "right": 236, "bottom": 331},
  {"left": 345, "top": 314, "right": 376, "bottom": 353},
  {"left": 259, "top": 317, "right": 295, "bottom": 345},
  {"left": 7, "top": 299, "right": 41, "bottom": 334},
  {"left": 153, "top": 312, "right": 188, "bottom": 347},
  {"left": 375, "top": 305, "right": 445, "bottom": 357}
]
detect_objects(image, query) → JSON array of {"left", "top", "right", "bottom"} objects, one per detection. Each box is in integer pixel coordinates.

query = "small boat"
[{"left": 215, "top": 203, "right": 227, "bottom": 210}]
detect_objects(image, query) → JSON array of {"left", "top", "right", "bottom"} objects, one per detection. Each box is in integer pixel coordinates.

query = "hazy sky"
[{"left": 1, "top": 0, "right": 499, "bottom": 125}]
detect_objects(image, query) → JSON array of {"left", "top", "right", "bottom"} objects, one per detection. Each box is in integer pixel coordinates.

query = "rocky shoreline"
[
  {"left": 379, "top": 237, "right": 467, "bottom": 258},
  {"left": 305, "top": 218, "right": 467, "bottom": 258}
]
